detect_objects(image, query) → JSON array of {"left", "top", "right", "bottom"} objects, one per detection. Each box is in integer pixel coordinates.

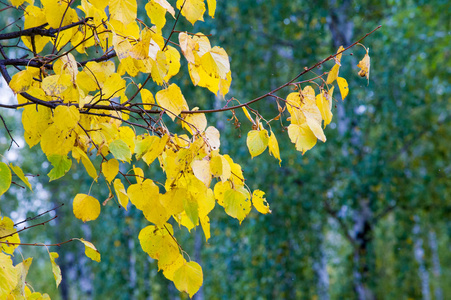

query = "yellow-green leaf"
[
  {"left": 109, "top": 139, "right": 132, "bottom": 163},
  {"left": 0, "top": 216, "right": 20, "bottom": 254},
  {"left": 0, "top": 252, "right": 18, "bottom": 298},
  {"left": 223, "top": 189, "right": 251, "bottom": 224},
  {"left": 9, "top": 164, "right": 32, "bottom": 191},
  {"left": 0, "top": 162, "right": 12, "bottom": 197},
  {"left": 173, "top": 261, "right": 203, "bottom": 298},
  {"left": 47, "top": 155, "right": 72, "bottom": 181},
  {"left": 78, "top": 239, "right": 101, "bottom": 262},
  {"left": 49, "top": 252, "right": 62, "bottom": 287},
  {"left": 252, "top": 190, "right": 271, "bottom": 214},
  {"left": 73, "top": 194, "right": 101, "bottom": 222},
  {"left": 246, "top": 130, "right": 269, "bottom": 158}
]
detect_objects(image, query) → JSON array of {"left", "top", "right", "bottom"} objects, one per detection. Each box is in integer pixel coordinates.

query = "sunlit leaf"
[{"left": 73, "top": 194, "right": 101, "bottom": 222}]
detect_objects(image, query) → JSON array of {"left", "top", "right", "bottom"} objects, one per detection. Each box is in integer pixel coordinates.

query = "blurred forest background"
[{"left": 1, "top": 0, "right": 450, "bottom": 299}]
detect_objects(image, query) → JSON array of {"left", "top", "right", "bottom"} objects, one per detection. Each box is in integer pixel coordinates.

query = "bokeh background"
[{"left": 1, "top": 0, "right": 450, "bottom": 299}]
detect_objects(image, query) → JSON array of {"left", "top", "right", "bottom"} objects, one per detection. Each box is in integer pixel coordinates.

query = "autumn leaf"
[
  {"left": 48, "top": 252, "right": 62, "bottom": 287},
  {"left": 173, "top": 261, "right": 203, "bottom": 297},
  {"left": 0, "top": 162, "right": 12, "bottom": 198},
  {"left": 357, "top": 47, "right": 371, "bottom": 83},
  {"left": 78, "top": 239, "right": 101, "bottom": 262},
  {"left": 9, "top": 164, "right": 32, "bottom": 191},
  {"left": 246, "top": 130, "right": 269, "bottom": 158},
  {"left": 73, "top": 194, "right": 101, "bottom": 222},
  {"left": 337, "top": 77, "right": 349, "bottom": 100},
  {"left": 252, "top": 190, "right": 271, "bottom": 214}
]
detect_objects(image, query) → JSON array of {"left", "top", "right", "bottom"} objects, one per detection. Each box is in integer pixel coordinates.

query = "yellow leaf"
[
  {"left": 142, "top": 135, "right": 168, "bottom": 165},
  {"left": 337, "top": 77, "right": 349, "bottom": 100},
  {"left": 164, "top": 46, "right": 181, "bottom": 79},
  {"left": 72, "top": 147, "right": 98, "bottom": 181},
  {"left": 102, "top": 159, "right": 119, "bottom": 183},
  {"left": 162, "top": 255, "right": 186, "bottom": 281},
  {"left": 156, "top": 83, "right": 189, "bottom": 121},
  {"left": 191, "top": 159, "right": 211, "bottom": 187},
  {"left": 140, "top": 88, "right": 155, "bottom": 106},
  {"left": 49, "top": 252, "right": 62, "bottom": 287},
  {"left": 268, "top": 130, "right": 281, "bottom": 165},
  {"left": 11, "top": 257, "right": 32, "bottom": 298},
  {"left": 109, "top": 0, "right": 137, "bottom": 25},
  {"left": 54, "top": 105, "right": 80, "bottom": 131},
  {"left": 0, "top": 215, "right": 20, "bottom": 254},
  {"left": 223, "top": 189, "right": 251, "bottom": 224},
  {"left": 113, "top": 178, "right": 129, "bottom": 209},
  {"left": 241, "top": 106, "right": 255, "bottom": 125},
  {"left": 287, "top": 123, "right": 317, "bottom": 154},
  {"left": 316, "top": 92, "right": 333, "bottom": 128},
  {"left": 357, "top": 48, "right": 371, "bottom": 83},
  {"left": 326, "top": 64, "right": 340, "bottom": 84},
  {"left": 246, "top": 130, "right": 269, "bottom": 158},
  {"left": 200, "top": 215, "right": 211, "bottom": 241},
  {"left": 204, "top": 126, "right": 220, "bottom": 150},
  {"left": 206, "top": 0, "right": 216, "bottom": 17},
  {"left": 102, "top": 73, "right": 126, "bottom": 99},
  {"left": 173, "top": 261, "right": 203, "bottom": 297},
  {"left": 252, "top": 190, "right": 271, "bottom": 214},
  {"left": 21, "top": 6, "right": 50, "bottom": 53},
  {"left": 9, "top": 69, "right": 34, "bottom": 94},
  {"left": 127, "top": 179, "right": 169, "bottom": 226},
  {"left": 42, "top": 74, "right": 72, "bottom": 97},
  {"left": 145, "top": 0, "right": 175, "bottom": 30},
  {"left": 73, "top": 194, "right": 101, "bottom": 222},
  {"left": 138, "top": 224, "right": 181, "bottom": 269},
  {"left": 182, "top": 109, "right": 207, "bottom": 135},
  {"left": 335, "top": 45, "right": 344, "bottom": 64},
  {"left": 78, "top": 239, "right": 101, "bottom": 262},
  {"left": 0, "top": 253, "right": 18, "bottom": 298},
  {"left": 40, "top": 125, "right": 76, "bottom": 157},
  {"left": 210, "top": 152, "right": 231, "bottom": 182},
  {"left": 177, "top": 0, "right": 206, "bottom": 25},
  {"left": 53, "top": 53, "right": 78, "bottom": 83},
  {"left": 9, "top": 164, "right": 32, "bottom": 191}
]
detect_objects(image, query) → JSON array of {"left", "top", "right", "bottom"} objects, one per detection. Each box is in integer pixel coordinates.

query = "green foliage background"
[{"left": 1, "top": 0, "right": 450, "bottom": 299}]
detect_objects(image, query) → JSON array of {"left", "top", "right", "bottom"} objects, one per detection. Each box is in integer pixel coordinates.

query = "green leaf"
[
  {"left": 47, "top": 155, "right": 72, "bottom": 181},
  {"left": 0, "top": 162, "right": 12, "bottom": 197},
  {"left": 109, "top": 139, "right": 132, "bottom": 163}
]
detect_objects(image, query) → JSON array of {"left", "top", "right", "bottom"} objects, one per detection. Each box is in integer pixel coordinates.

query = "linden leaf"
[
  {"left": 40, "top": 125, "right": 76, "bottom": 157},
  {"left": 223, "top": 189, "right": 251, "bottom": 224},
  {"left": 109, "top": 0, "right": 137, "bottom": 25},
  {"left": 326, "top": 64, "right": 340, "bottom": 84},
  {"left": 204, "top": 126, "right": 220, "bottom": 150},
  {"left": 191, "top": 159, "right": 211, "bottom": 187},
  {"left": 182, "top": 109, "right": 207, "bottom": 135},
  {"left": 48, "top": 252, "right": 62, "bottom": 287},
  {"left": 102, "top": 159, "right": 119, "bottom": 183},
  {"left": 357, "top": 48, "right": 371, "bottom": 83},
  {"left": 177, "top": 0, "right": 206, "bottom": 25},
  {"left": 246, "top": 130, "right": 269, "bottom": 158},
  {"left": 138, "top": 224, "right": 181, "bottom": 270},
  {"left": 0, "top": 162, "right": 12, "bottom": 197},
  {"left": 53, "top": 106, "right": 80, "bottom": 131},
  {"left": 287, "top": 123, "right": 317, "bottom": 155},
  {"left": 11, "top": 257, "right": 32, "bottom": 297},
  {"left": 22, "top": 105, "right": 52, "bottom": 148},
  {"left": 9, "top": 69, "right": 34, "bottom": 94},
  {"left": 206, "top": 0, "right": 216, "bottom": 17},
  {"left": 9, "top": 164, "right": 32, "bottom": 191},
  {"left": 73, "top": 194, "right": 101, "bottom": 222},
  {"left": 78, "top": 239, "right": 101, "bottom": 262},
  {"left": 0, "top": 216, "right": 20, "bottom": 254},
  {"left": 0, "top": 252, "right": 18, "bottom": 298},
  {"left": 21, "top": 6, "right": 50, "bottom": 53},
  {"left": 109, "top": 139, "right": 132, "bottom": 163},
  {"left": 47, "top": 155, "right": 72, "bottom": 181},
  {"left": 113, "top": 178, "right": 129, "bottom": 209},
  {"left": 316, "top": 92, "right": 333, "bottom": 128},
  {"left": 252, "top": 190, "right": 271, "bottom": 214},
  {"left": 156, "top": 84, "right": 189, "bottom": 121},
  {"left": 72, "top": 147, "right": 98, "bottom": 181},
  {"left": 173, "top": 261, "right": 203, "bottom": 298},
  {"left": 337, "top": 77, "right": 349, "bottom": 100},
  {"left": 268, "top": 131, "right": 281, "bottom": 165}
]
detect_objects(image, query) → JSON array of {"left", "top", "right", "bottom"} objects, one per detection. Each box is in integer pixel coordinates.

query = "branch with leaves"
[{"left": 0, "top": 0, "right": 377, "bottom": 297}]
